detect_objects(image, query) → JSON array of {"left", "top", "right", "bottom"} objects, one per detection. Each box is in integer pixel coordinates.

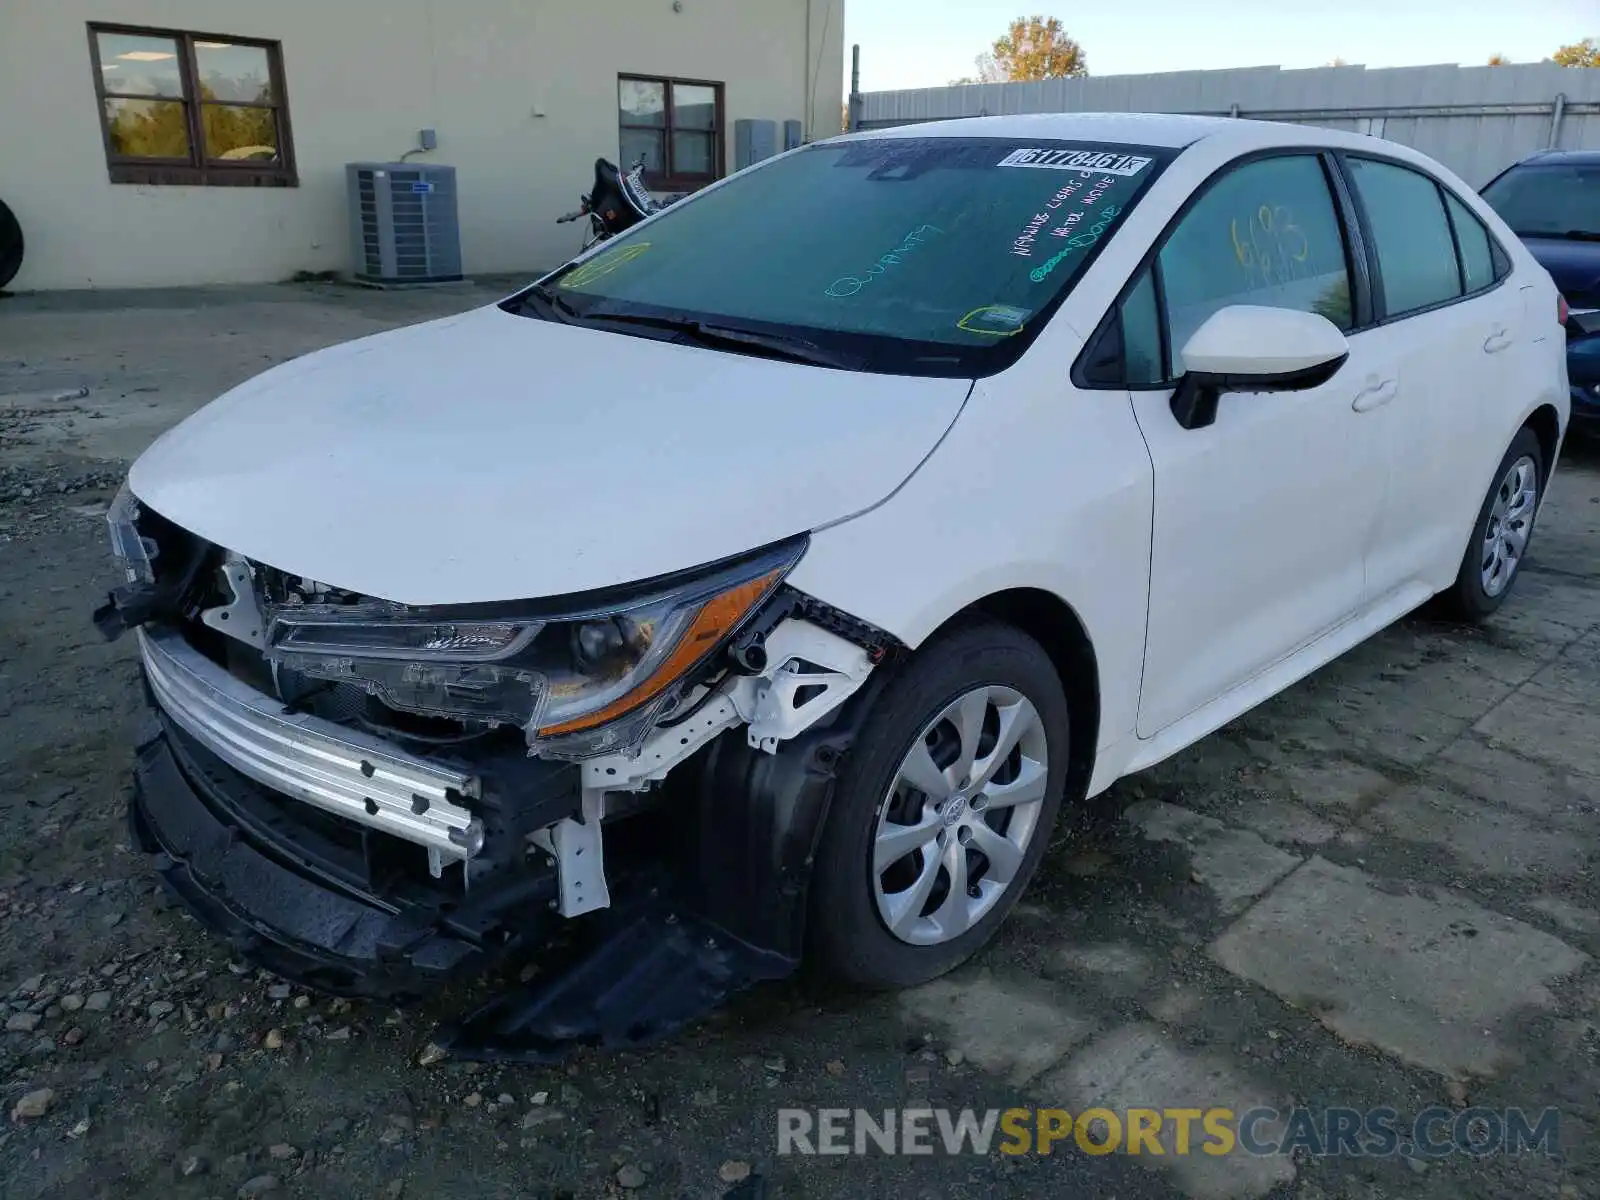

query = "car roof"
[
  {"left": 1508, "top": 148, "right": 1600, "bottom": 167},
  {"left": 852, "top": 111, "right": 1239, "bottom": 149},
  {"left": 844, "top": 111, "right": 1436, "bottom": 158}
]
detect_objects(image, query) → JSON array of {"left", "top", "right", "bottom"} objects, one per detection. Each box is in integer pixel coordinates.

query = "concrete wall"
[
  {"left": 858, "top": 63, "right": 1600, "bottom": 190},
  {"left": 0, "top": 0, "right": 844, "bottom": 290}
]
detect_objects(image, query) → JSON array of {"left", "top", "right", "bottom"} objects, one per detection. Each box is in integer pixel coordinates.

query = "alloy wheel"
[
  {"left": 1481, "top": 454, "right": 1538, "bottom": 598},
  {"left": 872, "top": 685, "right": 1050, "bottom": 946}
]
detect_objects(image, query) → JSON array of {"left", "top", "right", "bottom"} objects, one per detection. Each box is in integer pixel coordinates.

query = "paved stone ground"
[
  {"left": 900, "top": 451, "right": 1600, "bottom": 1200},
  {"left": 1, "top": 284, "right": 1597, "bottom": 1199}
]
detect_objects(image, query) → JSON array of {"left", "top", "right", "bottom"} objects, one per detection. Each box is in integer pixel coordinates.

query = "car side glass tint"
[
  {"left": 1347, "top": 157, "right": 1463, "bottom": 317},
  {"left": 1445, "top": 193, "right": 1496, "bottom": 294},
  {"left": 1158, "top": 155, "right": 1352, "bottom": 366},
  {"left": 1122, "top": 268, "right": 1164, "bottom": 384}
]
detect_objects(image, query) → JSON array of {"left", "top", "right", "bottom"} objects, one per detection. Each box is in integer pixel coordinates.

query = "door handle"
[
  {"left": 1351, "top": 378, "right": 1398, "bottom": 413},
  {"left": 1484, "top": 327, "right": 1513, "bottom": 354}
]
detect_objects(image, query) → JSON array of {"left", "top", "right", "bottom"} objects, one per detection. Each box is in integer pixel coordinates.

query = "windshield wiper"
[
  {"left": 517, "top": 283, "right": 585, "bottom": 323},
  {"left": 1516, "top": 229, "right": 1600, "bottom": 242},
  {"left": 571, "top": 310, "right": 864, "bottom": 370}
]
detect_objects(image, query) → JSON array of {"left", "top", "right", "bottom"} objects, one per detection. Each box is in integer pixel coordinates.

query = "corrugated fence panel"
[{"left": 858, "top": 63, "right": 1600, "bottom": 185}]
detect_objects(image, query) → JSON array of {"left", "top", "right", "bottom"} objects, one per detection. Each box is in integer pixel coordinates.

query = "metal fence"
[{"left": 854, "top": 63, "right": 1600, "bottom": 186}]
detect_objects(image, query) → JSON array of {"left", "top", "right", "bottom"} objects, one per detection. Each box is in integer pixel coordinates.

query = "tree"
[
  {"left": 950, "top": 52, "right": 1003, "bottom": 86},
  {"left": 990, "top": 16, "right": 1087, "bottom": 81},
  {"left": 105, "top": 100, "right": 191, "bottom": 158},
  {"left": 1327, "top": 56, "right": 1350, "bottom": 67},
  {"left": 1552, "top": 37, "right": 1599, "bottom": 67},
  {"left": 1486, "top": 53, "right": 1511, "bottom": 66}
]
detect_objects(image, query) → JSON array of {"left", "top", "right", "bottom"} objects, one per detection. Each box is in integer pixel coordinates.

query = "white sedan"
[{"left": 101, "top": 113, "right": 1569, "bottom": 1046}]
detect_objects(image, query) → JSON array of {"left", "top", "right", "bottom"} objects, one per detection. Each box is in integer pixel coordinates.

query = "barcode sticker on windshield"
[{"left": 997, "top": 148, "right": 1153, "bottom": 175}]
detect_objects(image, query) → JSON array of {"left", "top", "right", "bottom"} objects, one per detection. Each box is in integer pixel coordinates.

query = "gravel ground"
[{"left": 2, "top": 283, "right": 1599, "bottom": 1200}]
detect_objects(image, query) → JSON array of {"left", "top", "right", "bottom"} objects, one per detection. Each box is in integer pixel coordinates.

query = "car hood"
[
  {"left": 1522, "top": 237, "right": 1600, "bottom": 308},
  {"left": 129, "top": 304, "right": 971, "bottom": 605}
]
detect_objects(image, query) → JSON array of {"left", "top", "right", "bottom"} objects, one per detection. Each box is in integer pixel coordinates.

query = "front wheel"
[
  {"left": 1440, "top": 426, "right": 1544, "bottom": 620},
  {"left": 807, "top": 621, "right": 1070, "bottom": 988}
]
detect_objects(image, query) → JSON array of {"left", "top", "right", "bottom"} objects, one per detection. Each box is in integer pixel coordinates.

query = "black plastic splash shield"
[
  {"left": 434, "top": 664, "right": 894, "bottom": 1063},
  {"left": 435, "top": 897, "right": 797, "bottom": 1063}
]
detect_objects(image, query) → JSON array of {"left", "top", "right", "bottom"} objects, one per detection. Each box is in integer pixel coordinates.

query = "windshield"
[
  {"left": 1481, "top": 162, "right": 1600, "bottom": 240},
  {"left": 515, "top": 136, "right": 1174, "bottom": 376}
]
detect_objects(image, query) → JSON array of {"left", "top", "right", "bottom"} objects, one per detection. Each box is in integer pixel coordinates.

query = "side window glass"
[
  {"left": 1158, "top": 155, "right": 1352, "bottom": 367},
  {"left": 1347, "top": 158, "right": 1462, "bottom": 316},
  {"left": 1445, "top": 193, "right": 1496, "bottom": 294},
  {"left": 1122, "top": 269, "right": 1163, "bottom": 385}
]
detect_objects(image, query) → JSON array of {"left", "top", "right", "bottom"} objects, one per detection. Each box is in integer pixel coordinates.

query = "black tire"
[
  {"left": 1439, "top": 426, "right": 1544, "bottom": 621},
  {"left": 807, "top": 620, "right": 1070, "bottom": 988},
  {"left": 0, "top": 198, "right": 21, "bottom": 292}
]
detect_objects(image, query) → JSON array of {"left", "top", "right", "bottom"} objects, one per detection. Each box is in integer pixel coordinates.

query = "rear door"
[{"left": 1339, "top": 155, "right": 1525, "bottom": 601}]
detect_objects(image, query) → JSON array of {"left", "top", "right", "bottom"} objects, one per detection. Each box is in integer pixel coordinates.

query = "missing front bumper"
[
  {"left": 129, "top": 718, "right": 808, "bottom": 1059},
  {"left": 130, "top": 724, "right": 507, "bottom": 999},
  {"left": 125, "top": 616, "right": 887, "bottom": 1060}
]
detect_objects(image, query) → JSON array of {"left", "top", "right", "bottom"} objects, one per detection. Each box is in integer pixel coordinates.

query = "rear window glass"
[
  {"left": 528, "top": 137, "right": 1175, "bottom": 377},
  {"left": 1347, "top": 157, "right": 1462, "bottom": 317}
]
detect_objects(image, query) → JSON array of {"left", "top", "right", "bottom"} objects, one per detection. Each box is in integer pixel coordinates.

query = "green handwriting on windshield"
[
  {"left": 1028, "top": 206, "right": 1121, "bottom": 283},
  {"left": 825, "top": 225, "right": 944, "bottom": 298}
]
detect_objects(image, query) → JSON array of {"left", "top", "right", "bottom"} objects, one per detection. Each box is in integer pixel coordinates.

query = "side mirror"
[{"left": 1171, "top": 305, "right": 1349, "bottom": 430}]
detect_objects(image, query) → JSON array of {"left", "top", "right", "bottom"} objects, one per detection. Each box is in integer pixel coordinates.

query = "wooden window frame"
[
  {"left": 87, "top": 22, "right": 298, "bottom": 187},
  {"left": 618, "top": 74, "right": 724, "bottom": 192}
]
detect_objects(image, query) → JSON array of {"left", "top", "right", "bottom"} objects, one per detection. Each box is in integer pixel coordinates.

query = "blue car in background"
[{"left": 1482, "top": 149, "right": 1600, "bottom": 437}]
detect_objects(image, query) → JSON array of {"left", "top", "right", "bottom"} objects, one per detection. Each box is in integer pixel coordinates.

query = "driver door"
[{"left": 1116, "top": 153, "right": 1390, "bottom": 737}]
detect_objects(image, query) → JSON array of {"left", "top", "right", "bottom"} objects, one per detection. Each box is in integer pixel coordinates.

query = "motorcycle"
[{"left": 556, "top": 155, "right": 684, "bottom": 249}]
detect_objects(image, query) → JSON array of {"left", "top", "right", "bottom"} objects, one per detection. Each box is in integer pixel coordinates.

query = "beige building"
[{"left": 0, "top": 0, "right": 844, "bottom": 290}]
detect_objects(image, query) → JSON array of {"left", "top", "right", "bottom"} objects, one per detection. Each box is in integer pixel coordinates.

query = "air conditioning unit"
[{"left": 346, "top": 163, "right": 463, "bottom": 285}]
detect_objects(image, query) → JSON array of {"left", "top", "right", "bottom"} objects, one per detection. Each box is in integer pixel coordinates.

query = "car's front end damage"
[{"left": 95, "top": 485, "right": 899, "bottom": 1060}]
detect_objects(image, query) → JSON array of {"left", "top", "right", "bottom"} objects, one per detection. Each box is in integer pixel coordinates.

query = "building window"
[
  {"left": 618, "top": 75, "right": 723, "bottom": 190},
  {"left": 87, "top": 24, "right": 296, "bottom": 187}
]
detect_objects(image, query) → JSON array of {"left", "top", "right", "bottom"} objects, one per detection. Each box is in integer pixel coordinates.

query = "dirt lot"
[{"left": 2, "top": 283, "right": 1599, "bottom": 1200}]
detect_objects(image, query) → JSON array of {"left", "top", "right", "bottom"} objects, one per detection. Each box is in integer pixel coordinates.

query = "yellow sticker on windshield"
[
  {"left": 958, "top": 305, "right": 1029, "bottom": 336},
  {"left": 564, "top": 242, "right": 652, "bottom": 289}
]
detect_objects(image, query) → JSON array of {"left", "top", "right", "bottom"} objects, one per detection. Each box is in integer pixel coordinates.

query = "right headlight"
[{"left": 263, "top": 539, "right": 803, "bottom": 757}]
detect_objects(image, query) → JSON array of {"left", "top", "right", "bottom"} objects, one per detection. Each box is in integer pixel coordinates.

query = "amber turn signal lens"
[{"left": 535, "top": 568, "right": 784, "bottom": 737}]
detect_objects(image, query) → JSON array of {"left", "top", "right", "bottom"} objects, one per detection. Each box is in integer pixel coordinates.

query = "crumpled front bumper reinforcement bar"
[{"left": 137, "top": 624, "right": 484, "bottom": 866}]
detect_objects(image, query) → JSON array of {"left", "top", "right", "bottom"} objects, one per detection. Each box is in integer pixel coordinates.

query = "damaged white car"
[{"left": 95, "top": 113, "right": 1568, "bottom": 1060}]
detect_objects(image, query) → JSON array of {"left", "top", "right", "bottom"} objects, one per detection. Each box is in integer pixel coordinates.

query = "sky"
[{"left": 842, "top": 0, "right": 1597, "bottom": 93}]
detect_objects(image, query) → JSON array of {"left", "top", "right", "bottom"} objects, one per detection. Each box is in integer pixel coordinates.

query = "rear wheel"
[
  {"left": 1440, "top": 426, "right": 1543, "bottom": 620},
  {"left": 807, "top": 621, "right": 1069, "bottom": 988}
]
